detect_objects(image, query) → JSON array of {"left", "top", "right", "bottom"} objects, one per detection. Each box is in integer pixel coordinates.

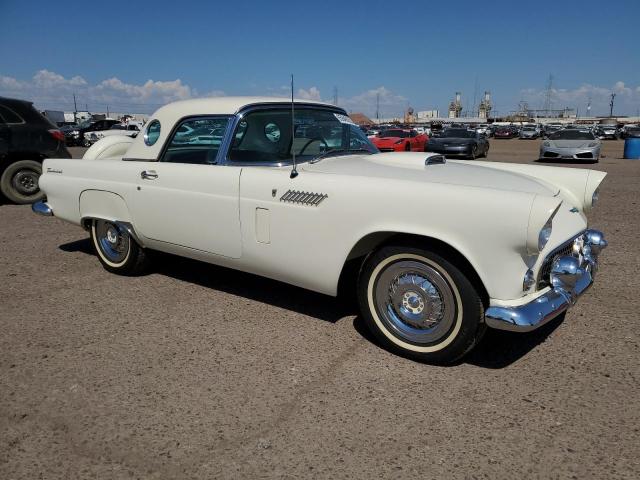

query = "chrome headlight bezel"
[
  {"left": 591, "top": 188, "right": 599, "bottom": 209},
  {"left": 538, "top": 218, "right": 553, "bottom": 252}
]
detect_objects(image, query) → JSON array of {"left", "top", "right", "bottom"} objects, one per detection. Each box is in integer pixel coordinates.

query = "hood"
[
  {"left": 301, "top": 152, "right": 558, "bottom": 196},
  {"left": 550, "top": 139, "right": 597, "bottom": 148}
]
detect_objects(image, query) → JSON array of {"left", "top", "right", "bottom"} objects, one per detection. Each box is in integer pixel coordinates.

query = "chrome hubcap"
[
  {"left": 96, "top": 220, "right": 129, "bottom": 263},
  {"left": 374, "top": 260, "right": 456, "bottom": 345}
]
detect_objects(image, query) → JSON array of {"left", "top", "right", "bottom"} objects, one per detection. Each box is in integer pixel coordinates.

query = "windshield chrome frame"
[{"left": 217, "top": 102, "right": 361, "bottom": 167}]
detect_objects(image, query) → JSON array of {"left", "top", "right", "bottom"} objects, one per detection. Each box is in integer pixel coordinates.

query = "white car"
[
  {"left": 83, "top": 122, "right": 143, "bottom": 145},
  {"left": 33, "top": 97, "right": 608, "bottom": 364}
]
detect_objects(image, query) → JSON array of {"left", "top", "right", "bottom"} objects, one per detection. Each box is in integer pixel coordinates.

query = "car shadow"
[
  {"left": 58, "top": 238, "right": 357, "bottom": 324},
  {"left": 352, "top": 311, "right": 565, "bottom": 369},
  {"left": 59, "top": 237, "right": 564, "bottom": 367}
]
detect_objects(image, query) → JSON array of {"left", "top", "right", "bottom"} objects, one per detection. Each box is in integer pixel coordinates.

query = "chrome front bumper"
[
  {"left": 485, "top": 229, "right": 607, "bottom": 332},
  {"left": 32, "top": 200, "right": 53, "bottom": 216}
]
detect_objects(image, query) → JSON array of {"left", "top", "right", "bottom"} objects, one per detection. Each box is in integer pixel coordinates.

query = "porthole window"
[
  {"left": 144, "top": 120, "right": 161, "bottom": 146},
  {"left": 264, "top": 122, "right": 281, "bottom": 143}
]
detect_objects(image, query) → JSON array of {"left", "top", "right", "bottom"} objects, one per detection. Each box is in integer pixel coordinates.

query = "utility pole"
[
  {"left": 609, "top": 93, "right": 616, "bottom": 117},
  {"left": 73, "top": 93, "right": 78, "bottom": 122},
  {"left": 375, "top": 92, "right": 380, "bottom": 121},
  {"left": 332, "top": 86, "right": 338, "bottom": 106},
  {"left": 543, "top": 74, "right": 554, "bottom": 117}
]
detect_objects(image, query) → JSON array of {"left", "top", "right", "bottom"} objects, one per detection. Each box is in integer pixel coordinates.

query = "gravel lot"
[{"left": 1, "top": 140, "right": 639, "bottom": 479}]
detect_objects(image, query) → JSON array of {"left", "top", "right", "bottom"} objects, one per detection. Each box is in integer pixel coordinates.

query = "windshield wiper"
[{"left": 310, "top": 148, "right": 373, "bottom": 164}]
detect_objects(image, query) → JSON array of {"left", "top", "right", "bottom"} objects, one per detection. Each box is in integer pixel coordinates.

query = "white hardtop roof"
[
  {"left": 151, "top": 96, "right": 336, "bottom": 119},
  {"left": 124, "top": 96, "right": 341, "bottom": 161}
]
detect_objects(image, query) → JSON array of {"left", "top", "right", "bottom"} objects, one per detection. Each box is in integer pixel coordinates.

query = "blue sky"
[{"left": 1, "top": 0, "right": 639, "bottom": 117}]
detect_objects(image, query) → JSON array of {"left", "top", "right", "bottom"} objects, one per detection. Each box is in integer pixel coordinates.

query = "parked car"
[
  {"left": 83, "top": 122, "right": 143, "bottom": 145},
  {"left": 621, "top": 126, "right": 640, "bottom": 138},
  {"left": 540, "top": 129, "right": 601, "bottom": 162},
  {"left": 32, "top": 96, "right": 608, "bottom": 364},
  {"left": 519, "top": 125, "right": 539, "bottom": 139},
  {"left": 65, "top": 118, "right": 121, "bottom": 146},
  {"left": 595, "top": 125, "right": 619, "bottom": 140},
  {"left": 0, "top": 96, "right": 71, "bottom": 204},
  {"left": 425, "top": 128, "right": 489, "bottom": 159},
  {"left": 493, "top": 127, "right": 518, "bottom": 139},
  {"left": 370, "top": 128, "right": 429, "bottom": 152}
]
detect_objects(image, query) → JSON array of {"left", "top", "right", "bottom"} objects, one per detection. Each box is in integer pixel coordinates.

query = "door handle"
[{"left": 140, "top": 170, "right": 158, "bottom": 180}]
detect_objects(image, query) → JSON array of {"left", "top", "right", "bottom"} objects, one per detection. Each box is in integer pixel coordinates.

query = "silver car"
[
  {"left": 540, "top": 129, "right": 601, "bottom": 163},
  {"left": 519, "top": 126, "right": 539, "bottom": 139}
]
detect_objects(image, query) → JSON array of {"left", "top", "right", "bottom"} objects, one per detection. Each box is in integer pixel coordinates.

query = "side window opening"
[{"left": 160, "top": 116, "right": 230, "bottom": 164}]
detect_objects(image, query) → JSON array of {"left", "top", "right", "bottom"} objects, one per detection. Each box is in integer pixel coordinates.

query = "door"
[
  {"left": 126, "top": 116, "right": 242, "bottom": 259},
  {"left": 0, "top": 123, "right": 9, "bottom": 158}
]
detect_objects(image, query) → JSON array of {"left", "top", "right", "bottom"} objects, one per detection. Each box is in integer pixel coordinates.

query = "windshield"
[
  {"left": 441, "top": 129, "right": 476, "bottom": 138},
  {"left": 523, "top": 126, "right": 536, "bottom": 130},
  {"left": 550, "top": 130, "right": 595, "bottom": 140},
  {"left": 379, "top": 129, "right": 409, "bottom": 138},
  {"left": 228, "top": 108, "right": 378, "bottom": 163}
]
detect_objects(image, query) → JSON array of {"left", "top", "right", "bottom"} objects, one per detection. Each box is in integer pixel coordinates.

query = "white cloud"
[
  {"left": 521, "top": 81, "right": 640, "bottom": 115},
  {"left": 340, "top": 86, "right": 407, "bottom": 118},
  {"left": 0, "top": 70, "right": 223, "bottom": 113},
  {"left": 296, "top": 86, "right": 321, "bottom": 101}
]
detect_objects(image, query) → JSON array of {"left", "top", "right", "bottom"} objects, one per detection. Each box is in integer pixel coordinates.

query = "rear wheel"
[
  {"left": 90, "top": 219, "right": 149, "bottom": 275},
  {"left": 0, "top": 160, "right": 43, "bottom": 204},
  {"left": 357, "top": 245, "right": 486, "bottom": 364}
]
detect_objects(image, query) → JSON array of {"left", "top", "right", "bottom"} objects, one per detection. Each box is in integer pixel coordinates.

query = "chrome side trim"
[
  {"left": 486, "top": 229, "right": 606, "bottom": 332},
  {"left": 32, "top": 201, "right": 53, "bottom": 216}
]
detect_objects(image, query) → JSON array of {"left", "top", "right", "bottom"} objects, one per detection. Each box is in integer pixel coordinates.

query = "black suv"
[
  {"left": 0, "top": 97, "right": 71, "bottom": 204},
  {"left": 67, "top": 118, "right": 121, "bottom": 147}
]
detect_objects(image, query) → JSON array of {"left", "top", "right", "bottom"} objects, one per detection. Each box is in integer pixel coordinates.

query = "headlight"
[
  {"left": 395, "top": 139, "right": 404, "bottom": 145},
  {"left": 527, "top": 196, "right": 561, "bottom": 255},
  {"left": 587, "top": 142, "right": 598, "bottom": 147},
  {"left": 538, "top": 218, "right": 553, "bottom": 251},
  {"left": 543, "top": 141, "right": 550, "bottom": 147}
]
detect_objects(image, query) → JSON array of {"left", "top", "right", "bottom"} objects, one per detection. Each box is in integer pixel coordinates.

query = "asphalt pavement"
[{"left": 1, "top": 140, "right": 639, "bottom": 479}]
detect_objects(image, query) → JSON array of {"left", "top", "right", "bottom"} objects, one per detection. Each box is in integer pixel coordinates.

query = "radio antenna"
[{"left": 289, "top": 74, "right": 298, "bottom": 179}]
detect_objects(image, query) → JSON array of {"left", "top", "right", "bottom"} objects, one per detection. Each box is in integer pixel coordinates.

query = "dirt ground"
[{"left": 1, "top": 140, "right": 639, "bottom": 479}]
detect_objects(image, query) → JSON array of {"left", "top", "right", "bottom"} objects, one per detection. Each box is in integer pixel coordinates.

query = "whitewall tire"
[{"left": 358, "top": 245, "right": 485, "bottom": 364}]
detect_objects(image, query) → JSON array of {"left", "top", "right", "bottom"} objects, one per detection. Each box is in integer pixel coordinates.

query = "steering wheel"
[{"left": 298, "top": 137, "right": 328, "bottom": 156}]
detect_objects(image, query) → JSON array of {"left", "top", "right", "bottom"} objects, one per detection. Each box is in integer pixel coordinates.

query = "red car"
[{"left": 371, "top": 128, "right": 429, "bottom": 152}]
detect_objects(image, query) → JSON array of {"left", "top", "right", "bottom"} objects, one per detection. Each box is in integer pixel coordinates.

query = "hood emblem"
[{"left": 570, "top": 207, "right": 579, "bottom": 213}]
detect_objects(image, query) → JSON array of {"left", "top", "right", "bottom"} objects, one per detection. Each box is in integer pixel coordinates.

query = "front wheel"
[
  {"left": 358, "top": 245, "right": 485, "bottom": 364},
  {"left": 0, "top": 160, "right": 43, "bottom": 204},
  {"left": 90, "top": 219, "right": 149, "bottom": 275}
]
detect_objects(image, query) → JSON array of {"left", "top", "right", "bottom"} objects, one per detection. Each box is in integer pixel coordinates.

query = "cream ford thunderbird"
[{"left": 33, "top": 97, "right": 607, "bottom": 364}]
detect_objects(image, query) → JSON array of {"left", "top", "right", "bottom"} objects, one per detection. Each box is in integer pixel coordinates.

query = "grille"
[
  {"left": 576, "top": 152, "right": 594, "bottom": 159},
  {"left": 378, "top": 148, "right": 395, "bottom": 152},
  {"left": 537, "top": 235, "right": 581, "bottom": 288},
  {"left": 543, "top": 151, "right": 559, "bottom": 158},
  {"left": 280, "top": 190, "right": 328, "bottom": 206}
]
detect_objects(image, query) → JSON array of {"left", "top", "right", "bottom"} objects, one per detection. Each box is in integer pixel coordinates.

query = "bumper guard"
[{"left": 485, "top": 229, "right": 607, "bottom": 332}]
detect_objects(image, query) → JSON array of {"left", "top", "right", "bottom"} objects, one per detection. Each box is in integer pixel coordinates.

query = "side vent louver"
[{"left": 280, "top": 190, "right": 328, "bottom": 206}]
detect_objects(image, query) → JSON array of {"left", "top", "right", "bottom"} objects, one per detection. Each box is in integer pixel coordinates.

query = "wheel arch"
[
  {"left": 80, "top": 189, "right": 133, "bottom": 225},
  {"left": 338, "top": 231, "right": 489, "bottom": 308}
]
